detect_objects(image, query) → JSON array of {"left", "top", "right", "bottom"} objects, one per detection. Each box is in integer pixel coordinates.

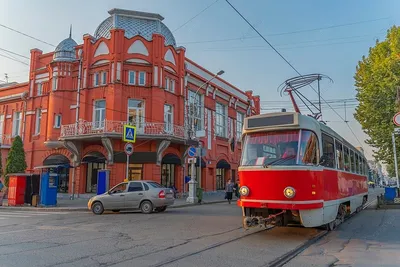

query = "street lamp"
[
  {"left": 186, "top": 70, "right": 224, "bottom": 204},
  {"left": 191, "top": 70, "right": 224, "bottom": 136}
]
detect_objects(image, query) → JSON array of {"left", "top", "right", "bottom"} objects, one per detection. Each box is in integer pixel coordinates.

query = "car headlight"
[
  {"left": 239, "top": 186, "right": 250, "bottom": 196},
  {"left": 284, "top": 186, "right": 296, "bottom": 199}
]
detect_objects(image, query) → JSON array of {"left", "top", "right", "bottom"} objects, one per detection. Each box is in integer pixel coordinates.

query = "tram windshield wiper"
[{"left": 263, "top": 155, "right": 297, "bottom": 168}]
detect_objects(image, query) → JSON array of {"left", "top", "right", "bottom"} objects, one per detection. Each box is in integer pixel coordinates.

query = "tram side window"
[
  {"left": 350, "top": 150, "right": 355, "bottom": 173},
  {"left": 355, "top": 154, "right": 360, "bottom": 174},
  {"left": 361, "top": 157, "right": 366, "bottom": 175},
  {"left": 298, "top": 130, "right": 319, "bottom": 165},
  {"left": 321, "top": 134, "right": 335, "bottom": 168},
  {"left": 335, "top": 141, "right": 344, "bottom": 170},
  {"left": 344, "top": 146, "right": 351, "bottom": 171}
]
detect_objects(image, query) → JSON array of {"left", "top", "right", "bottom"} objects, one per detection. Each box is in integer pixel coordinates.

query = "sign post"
[
  {"left": 393, "top": 114, "right": 400, "bottom": 188},
  {"left": 123, "top": 125, "right": 137, "bottom": 181},
  {"left": 186, "top": 146, "right": 198, "bottom": 204}
]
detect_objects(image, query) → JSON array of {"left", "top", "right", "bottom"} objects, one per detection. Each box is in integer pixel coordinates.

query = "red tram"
[{"left": 237, "top": 112, "right": 368, "bottom": 230}]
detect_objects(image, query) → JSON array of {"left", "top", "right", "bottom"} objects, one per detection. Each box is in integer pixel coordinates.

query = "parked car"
[{"left": 88, "top": 180, "right": 175, "bottom": 215}]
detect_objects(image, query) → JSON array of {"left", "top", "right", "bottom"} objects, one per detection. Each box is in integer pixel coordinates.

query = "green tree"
[
  {"left": 4, "top": 136, "right": 27, "bottom": 187},
  {"left": 354, "top": 26, "right": 400, "bottom": 166}
]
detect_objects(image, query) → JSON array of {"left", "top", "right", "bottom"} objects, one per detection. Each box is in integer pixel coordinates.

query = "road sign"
[
  {"left": 123, "top": 125, "right": 137, "bottom": 143},
  {"left": 393, "top": 112, "right": 400, "bottom": 126},
  {"left": 188, "top": 146, "right": 196, "bottom": 157},
  {"left": 124, "top": 143, "right": 134, "bottom": 156}
]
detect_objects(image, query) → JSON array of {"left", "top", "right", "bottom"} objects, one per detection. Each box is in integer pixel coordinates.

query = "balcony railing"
[
  {"left": 0, "top": 134, "right": 12, "bottom": 146},
  {"left": 60, "top": 120, "right": 187, "bottom": 140}
]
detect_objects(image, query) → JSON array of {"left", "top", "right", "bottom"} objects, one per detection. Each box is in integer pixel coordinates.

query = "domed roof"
[
  {"left": 94, "top": 9, "right": 176, "bottom": 47},
  {"left": 53, "top": 36, "right": 77, "bottom": 62}
]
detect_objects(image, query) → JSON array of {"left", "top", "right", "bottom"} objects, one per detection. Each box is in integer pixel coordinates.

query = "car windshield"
[
  {"left": 147, "top": 182, "right": 163, "bottom": 188},
  {"left": 240, "top": 130, "right": 319, "bottom": 167}
]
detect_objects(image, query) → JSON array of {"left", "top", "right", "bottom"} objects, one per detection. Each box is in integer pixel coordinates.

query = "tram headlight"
[
  {"left": 284, "top": 186, "right": 296, "bottom": 199},
  {"left": 239, "top": 186, "right": 250, "bottom": 196}
]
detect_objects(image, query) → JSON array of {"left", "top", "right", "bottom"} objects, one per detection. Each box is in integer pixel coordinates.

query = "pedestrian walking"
[
  {"left": 225, "top": 179, "right": 234, "bottom": 204},
  {"left": 0, "top": 180, "right": 4, "bottom": 206},
  {"left": 233, "top": 179, "right": 240, "bottom": 199}
]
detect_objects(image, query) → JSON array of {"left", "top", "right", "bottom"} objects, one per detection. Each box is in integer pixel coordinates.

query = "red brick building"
[{"left": 0, "top": 9, "right": 260, "bottom": 195}]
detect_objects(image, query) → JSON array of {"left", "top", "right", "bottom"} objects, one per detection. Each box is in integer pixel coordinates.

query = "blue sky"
[{"left": 1, "top": 0, "right": 399, "bottom": 161}]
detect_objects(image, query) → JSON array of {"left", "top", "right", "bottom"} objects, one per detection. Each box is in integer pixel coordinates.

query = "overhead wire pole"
[{"left": 225, "top": 0, "right": 365, "bottom": 149}]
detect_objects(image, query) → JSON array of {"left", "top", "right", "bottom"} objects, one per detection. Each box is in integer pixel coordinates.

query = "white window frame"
[
  {"left": 93, "top": 73, "right": 100, "bottom": 87},
  {"left": 0, "top": 114, "right": 4, "bottom": 140},
  {"left": 236, "top": 112, "right": 244, "bottom": 140},
  {"left": 164, "top": 104, "right": 173, "bottom": 133},
  {"left": 35, "top": 109, "right": 42, "bottom": 135},
  {"left": 171, "top": 80, "right": 175, "bottom": 93},
  {"left": 127, "top": 99, "right": 145, "bottom": 134},
  {"left": 54, "top": 114, "right": 62, "bottom": 128},
  {"left": 215, "top": 102, "right": 227, "bottom": 138},
  {"left": 93, "top": 100, "right": 106, "bottom": 129},
  {"left": 139, "top": 72, "right": 146, "bottom": 86},
  {"left": 128, "top": 71, "right": 136, "bottom": 85},
  {"left": 12, "top": 112, "right": 22, "bottom": 137},
  {"left": 101, "top": 71, "right": 107, "bottom": 85},
  {"left": 165, "top": 77, "right": 170, "bottom": 91},
  {"left": 52, "top": 76, "right": 58, "bottom": 91},
  {"left": 37, "top": 83, "right": 43, "bottom": 96},
  {"left": 188, "top": 90, "right": 204, "bottom": 133}
]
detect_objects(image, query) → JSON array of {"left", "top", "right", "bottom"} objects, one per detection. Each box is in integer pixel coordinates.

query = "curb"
[{"left": 0, "top": 200, "right": 228, "bottom": 213}]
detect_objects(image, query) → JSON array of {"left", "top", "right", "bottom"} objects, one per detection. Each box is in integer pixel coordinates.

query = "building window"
[
  {"left": 171, "top": 80, "right": 175, "bottom": 93},
  {"left": 128, "top": 71, "right": 136, "bottom": 85},
  {"left": 128, "top": 164, "right": 143, "bottom": 181},
  {"left": 128, "top": 99, "right": 144, "bottom": 133},
  {"left": 12, "top": 112, "right": 21, "bottom": 137},
  {"left": 164, "top": 104, "right": 173, "bottom": 133},
  {"left": 188, "top": 90, "right": 204, "bottom": 131},
  {"left": 101, "top": 71, "right": 107, "bottom": 85},
  {"left": 236, "top": 112, "right": 244, "bottom": 140},
  {"left": 215, "top": 102, "right": 227, "bottom": 137},
  {"left": 52, "top": 76, "right": 58, "bottom": 91},
  {"left": 93, "top": 100, "right": 106, "bottom": 128},
  {"left": 35, "top": 109, "right": 42, "bottom": 135},
  {"left": 54, "top": 114, "right": 62, "bottom": 128},
  {"left": 165, "top": 77, "right": 170, "bottom": 91},
  {"left": 37, "top": 83, "right": 43, "bottom": 96},
  {"left": 0, "top": 115, "right": 4, "bottom": 140},
  {"left": 93, "top": 73, "right": 100, "bottom": 87},
  {"left": 139, "top": 72, "right": 146, "bottom": 86}
]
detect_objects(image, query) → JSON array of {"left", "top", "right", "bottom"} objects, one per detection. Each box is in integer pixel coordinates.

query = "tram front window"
[{"left": 241, "top": 130, "right": 318, "bottom": 166}]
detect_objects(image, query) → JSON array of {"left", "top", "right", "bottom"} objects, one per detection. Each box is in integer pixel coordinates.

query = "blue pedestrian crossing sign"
[{"left": 123, "top": 125, "right": 137, "bottom": 143}]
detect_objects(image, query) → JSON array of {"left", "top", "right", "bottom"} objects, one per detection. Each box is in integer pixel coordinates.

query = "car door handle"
[
  {"left": 138, "top": 193, "right": 143, "bottom": 195},
  {"left": 120, "top": 195, "right": 125, "bottom": 197}
]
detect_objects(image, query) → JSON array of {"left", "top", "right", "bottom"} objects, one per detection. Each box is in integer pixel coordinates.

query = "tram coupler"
[{"left": 242, "top": 210, "right": 287, "bottom": 230}]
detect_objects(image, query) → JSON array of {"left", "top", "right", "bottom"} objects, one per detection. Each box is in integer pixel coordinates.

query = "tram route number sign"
[
  {"left": 393, "top": 112, "right": 400, "bottom": 127},
  {"left": 124, "top": 143, "right": 134, "bottom": 156}
]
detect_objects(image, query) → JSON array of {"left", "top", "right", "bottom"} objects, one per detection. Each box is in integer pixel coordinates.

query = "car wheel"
[
  {"left": 156, "top": 206, "right": 167, "bottom": 212},
  {"left": 92, "top": 202, "right": 104, "bottom": 215},
  {"left": 140, "top": 200, "right": 153, "bottom": 214},
  {"left": 112, "top": 210, "right": 120, "bottom": 213}
]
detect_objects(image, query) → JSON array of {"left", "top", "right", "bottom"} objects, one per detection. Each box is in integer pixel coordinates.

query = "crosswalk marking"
[{"left": 0, "top": 210, "right": 71, "bottom": 219}]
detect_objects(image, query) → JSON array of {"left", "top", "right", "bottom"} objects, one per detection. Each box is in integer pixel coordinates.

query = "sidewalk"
[{"left": 0, "top": 191, "right": 230, "bottom": 212}]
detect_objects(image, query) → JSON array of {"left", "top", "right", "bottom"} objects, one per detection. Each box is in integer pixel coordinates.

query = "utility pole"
[{"left": 4, "top": 73, "right": 8, "bottom": 83}]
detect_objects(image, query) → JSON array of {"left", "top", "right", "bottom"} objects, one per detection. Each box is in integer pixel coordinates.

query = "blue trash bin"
[{"left": 384, "top": 187, "right": 396, "bottom": 201}]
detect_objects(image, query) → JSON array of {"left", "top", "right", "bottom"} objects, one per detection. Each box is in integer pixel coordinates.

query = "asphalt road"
[{"left": 0, "top": 189, "right": 383, "bottom": 267}]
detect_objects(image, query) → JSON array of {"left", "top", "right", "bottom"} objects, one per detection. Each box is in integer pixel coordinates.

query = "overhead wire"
[
  {"left": 0, "top": 23, "right": 56, "bottom": 47},
  {"left": 172, "top": 0, "right": 220, "bottom": 33},
  {"left": 224, "top": 0, "right": 365, "bottom": 148}
]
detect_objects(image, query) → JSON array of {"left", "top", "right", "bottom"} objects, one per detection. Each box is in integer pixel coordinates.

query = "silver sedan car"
[{"left": 88, "top": 180, "right": 175, "bottom": 215}]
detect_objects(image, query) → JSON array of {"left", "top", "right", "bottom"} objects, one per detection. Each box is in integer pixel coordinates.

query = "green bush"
[{"left": 4, "top": 136, "right": 27, "bottom": 187}]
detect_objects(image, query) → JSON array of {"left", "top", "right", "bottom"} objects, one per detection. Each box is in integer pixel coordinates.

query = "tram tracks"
[
  {"left": 149, "top": 197, "right": 378, "bottom": 267},
  {"left": 264, "top": 197, "right": 378, "bottom": 267}
]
